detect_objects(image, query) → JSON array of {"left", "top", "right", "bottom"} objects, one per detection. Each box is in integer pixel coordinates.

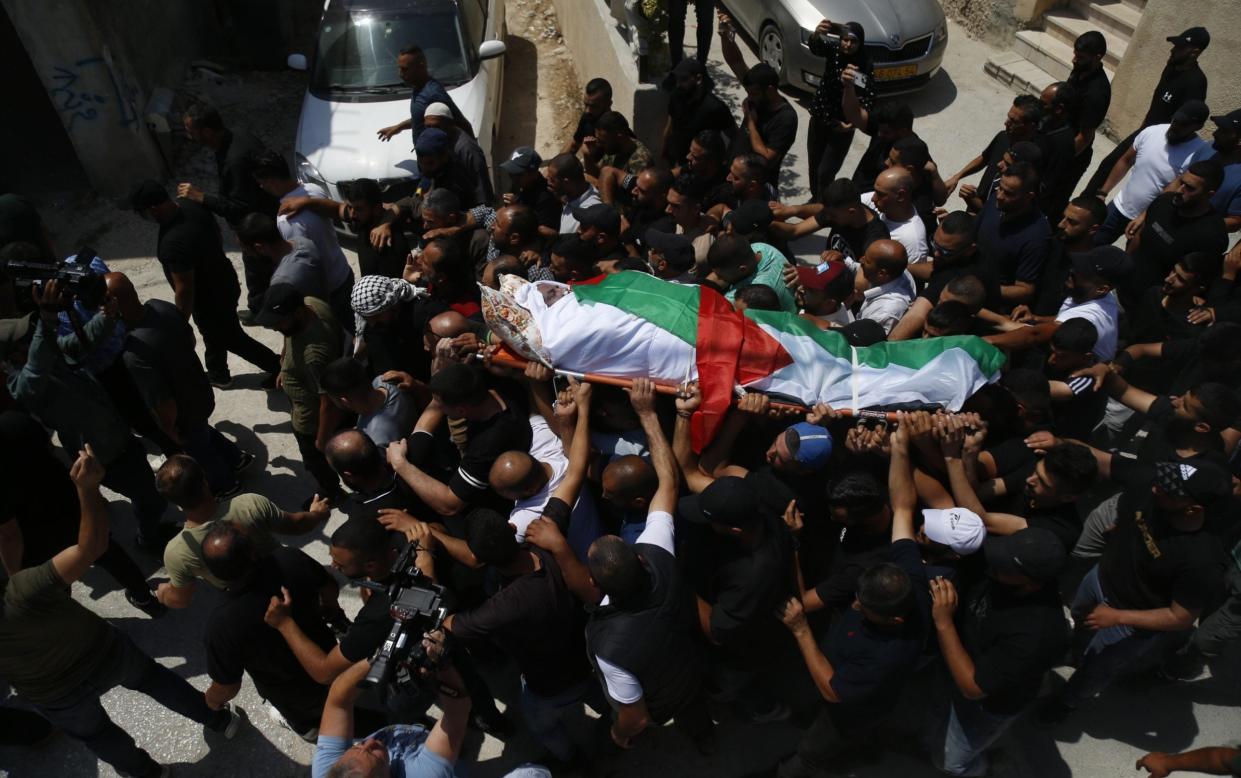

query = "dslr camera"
[
  {"left": 0, "top": 247, "right": 107, "bottom": 311},
  {"left": 359, "top": 541, "right": 451, "bottom": 691}
]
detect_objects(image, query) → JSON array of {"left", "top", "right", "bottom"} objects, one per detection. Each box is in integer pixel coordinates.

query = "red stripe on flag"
[{"left": 690, "top": 287, "right": 793, "bottom": 451}]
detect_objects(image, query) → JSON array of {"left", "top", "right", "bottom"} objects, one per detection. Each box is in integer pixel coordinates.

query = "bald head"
[
  {"left": 601, "top": 455, "right": 657, "bottom": 508},
  {"left": 876, "top": 167, "right": 913, "bottom": 196},
  {"left": 871, "top": 168, "right": 915, "bottom": 220},
  {"left": 324, "top": 429, "right": 384, "bottom": 490},
  {"left": 429, "top": 310, "right": 472, "bottom": 339},
  {"left": 489, "top": 451, "right": 546, "bottom": 499},
  {"left": 861, "top": 239, "right": 909, "bottom": 284},
  {"left": 104, "top": 271, "right": 143, "bottom": 321}
]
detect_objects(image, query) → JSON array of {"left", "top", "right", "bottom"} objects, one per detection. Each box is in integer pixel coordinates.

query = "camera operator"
[{"left": 313, "top": 650, "right": 471, "bottom": 778}]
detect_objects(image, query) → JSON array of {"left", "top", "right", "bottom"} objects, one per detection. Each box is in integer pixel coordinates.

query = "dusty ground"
[{"left": 4, "top": 6, "right": 1239, "bottom": 778}]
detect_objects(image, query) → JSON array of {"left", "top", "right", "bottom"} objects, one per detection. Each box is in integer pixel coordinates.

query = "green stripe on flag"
[
  {"left": 744, "top": 309, "right": 1006, "bottom": 377},
  {"left": 573, "top": 271, "right": 701, "bottom": 345}
]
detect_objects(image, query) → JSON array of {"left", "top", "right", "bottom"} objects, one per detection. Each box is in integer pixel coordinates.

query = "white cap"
[
  {"left": 424, "top": 102, "right": 452, "bottom": 119},
  {"left": 921, "top": 508, "right": 986, "bottom": 555}
]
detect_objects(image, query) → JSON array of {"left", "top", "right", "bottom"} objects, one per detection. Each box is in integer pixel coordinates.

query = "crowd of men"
[{"left": 1, "top": 7, "right": 1240, "bottom": 778}]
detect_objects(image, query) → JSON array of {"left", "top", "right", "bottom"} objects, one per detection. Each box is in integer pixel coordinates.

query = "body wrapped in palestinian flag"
[{"left": 481, "top": 272, "right": 1006, "bottom": 449}]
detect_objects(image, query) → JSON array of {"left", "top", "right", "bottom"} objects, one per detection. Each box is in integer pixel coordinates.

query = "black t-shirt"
[
  {"left": 573, "top": 112, "right": 599, "bottom": 144},
  {"left": 156, "top": 200, "right": 241, "bottom": 306},
  {"left": 1143, "top": 63, "right": 1208, "bottom": 127},
  {"left": 813, "top": 522, "right": 890, "bottom": 611},
  {"left": 666, "top": 82, "right": 738, "bottom": 164},
  {"left": 731, "top": 101, "right": 798, "bottom": 186},
  {"left": 684, "top": 512, "right": 794, "bottom": 652},
  {"left": 206, "top": 130, "right": 281, "bottom": 227},
  {"left": 1163, "top": 337, "right": 1241, "bottom": 397},
  {"left": 851, "top": 117, "right": 892, "bottom": 191},
  {"left": 822, "top": 538, "right": 929, "bottom": 730},
  {"left": 958, "top": 579, "right": 1069, "bottom": 714},
  {"left": 363, "top": 298, "right": 446, "bottom": 380},
  {"left": 1130, "top": 193, "right": 1228, "bottom": 304},
  {"left": 123, "top": 299, "right": 216, "bottom": 431},
  {"left": 921, "top": 259, "right": 1003, "bottom": 311},
  {"left": 0, "top": 412, "right": 80, "bottom": 565},
  {"left": 205, "top": 548, "right": 335, "bottom": 732},
  {"left": 339, "top": 587, "right": 396, "bottom": 663},
  {"left": 816, "top": 207, "right": 890, "bottom": 262},
  {"left": 990, "top": 439, "right": 1085, "bottom": 551},
  {"left": 355, "top": 219, "right": 410, "bottom": 279},
  {"left": 1069, "top": 66, "right": 1112, "bottom": 136},
  {"left": 449, "top": 547, "right": 590, "bottom": 695},
  {"left": 1100, "top": 497, "right": 1226, "bottom": 612},
  {"left": 745, "top": 467, "right": 836, "bottom": 584},
  {"left": 977, "top": 130, "right": 1012, "bottom": 204},
  {"left": 1048, "top": 365, "right": 1108, "bottom": 442},
  {"left": 1130, "top": 286, "right": 1208, "bottom": 346},
  {"left": 1031, "top": 239, "right": 1079, "bottom": 316},
  {"left": 515, "top": 174, "right": 563, "bottom": 231},
  {"left": 1037, "top": 123, "right": 1078, "bottom": 218},
  {"left": 447, "top": 383, "right": 532, "bottom": 505},
  {"left": 976, "top": 202, "right": 1052, "bottom": 287}
]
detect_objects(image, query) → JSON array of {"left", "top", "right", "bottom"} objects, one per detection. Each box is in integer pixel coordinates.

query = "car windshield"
[{"left": 311, "top": 4, "right": 471, "bottom": 93}]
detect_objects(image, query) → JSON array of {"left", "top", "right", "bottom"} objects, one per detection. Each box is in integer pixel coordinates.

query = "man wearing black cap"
[
  {"left": 662, "top": 58, "right": 737, "bottom": 167},
  {"left": 1125, "top": 159, "right": 1228, "bottom": 300},
  {"left": 929, "top": 526, "right": 1070, "bottom": 775},
  {"left": 499, "top": 146, "right": 562, "bottom": 236},
  {"left": 128, "top": 180, "right": 281, "bottom": 386},
  {"left": 1037, "top": 459, "right": 1229, "bottom": 725},
  {"left": 1084, "top": 27, "right": 1210, "bottom": 196},
  {"left": 256, "top": 283, "right": 345, "bottom": 504},
  {"left": 1205, "top": 109, "right": 1241, "bottom": 231},
  {"left": 1095, "top": 100, "right": 1214, "bottom": 246},
  {"left": 573, "top": 203, "right": 627, "bottom": 263},
  {"left": 719, "top": 14, "right": 798, "bottom": 188},
  {"left": 645, "top": 229, "right": 697, "bottom": 283}
]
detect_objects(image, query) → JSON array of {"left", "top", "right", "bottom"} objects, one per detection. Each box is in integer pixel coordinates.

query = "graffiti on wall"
[{"left": 49, "top": 56, "right": 138, "bottom": 131}]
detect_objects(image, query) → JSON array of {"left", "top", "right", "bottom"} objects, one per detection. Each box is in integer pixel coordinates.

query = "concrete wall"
[
  {"left": 940, "top": 0, "right": 1064, "bottom": 46},
  {"left": 547, "top": 0, "right": 664, "bottom": 152},
  {"left": 2, "top": 0, "right": 168, "bottom": 195},
  {"left": 1106, "top": 0, "right": 1241, "bottom": 138}
]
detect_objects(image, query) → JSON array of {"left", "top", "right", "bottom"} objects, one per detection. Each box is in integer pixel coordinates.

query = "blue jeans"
[
  {"left": 101, "top": 437, "right": 168, "bottom": 541},
  {"left": 519, "top": 676, "right": 605, "bottom": 761},
  {"left": 1092, "top": 201, "right": 1131, "bottom": 246},
  {"left": 941, "top": 696, "right": 1021, "bottom": 777},
  {"left": 183, "top": 423, "right": 242, "bottom": 493},
  {"left": 34, "top": 631, "right": 227, "bottom": 777}
]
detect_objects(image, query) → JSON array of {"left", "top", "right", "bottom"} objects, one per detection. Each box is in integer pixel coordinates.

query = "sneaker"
[
  {"left": 232, "top": 451, "right": 257, "bottom": 475},
  {"left": 208, "top": 373, "right": 233, "bottom": 389},
  {"left": 125, "top": 588, "right": 167, "bottom": 619},
  {"left": 214, "top": 703, "right": 245, "bottom": 739},
  {"left": 1156, "top": 648, "right": 1209, "bottom": 682},
  {"left": 1033, "top": 696, "right": 1075, "bottom": 728},
  {"left": 238, "top": 308, "right": 258, "bottom": 327},
  {"left": 266, "top": 703, "right": 317, "bottom": 743}
]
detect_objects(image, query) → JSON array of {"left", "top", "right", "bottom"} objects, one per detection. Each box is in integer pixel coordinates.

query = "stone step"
[
  {"left": 1013, "top": 29, "right": 1074, "bottom": 82},
  {"left": 1043, "top": 11, "right": 1128, "bottom": 68},
  {"left": 1069, "top": 0, "right": 1141, "bottom": 41},
  {"left": 984, "top": 51, "right": 1058, "bottom": 97}
]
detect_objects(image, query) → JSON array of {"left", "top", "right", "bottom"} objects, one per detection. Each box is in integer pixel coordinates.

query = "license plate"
[{"left": 874, "top": 64, "right": 919, "bottom": 81}]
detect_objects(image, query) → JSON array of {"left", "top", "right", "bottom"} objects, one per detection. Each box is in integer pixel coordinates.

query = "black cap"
[
  {"left": 984, "top": 527, "right": 1067, "bottom": 583},
  {"left": 1001, "top": 368, "right": 1051, "bottom": 413},
  {"left": 500, "top": 145, "right": 543, "bottom": 175},
  {"left": 1171, "top": 99, "right": 1210, "bottom": 125},
  {"left": 838, "top": 318, "right": 887, "bottom": 347},
  {"left": 644, "top": 228, "right": 694, "bottom": 270},
  {"left": 1167, "top": 26, "right": 1210, "bottom": 50},
  {"left": 572, "top": 203, "right": 621, "bottom": 235},
  {"left": 672, "top": 57, "right": 705, "bottom": 79},
  {"left": 256, "top": 282, "right": 305, "bottom": 326},
  {"left": 1212, "top": 109, "right": 1241, "bottom": 132},
  {"left": 1007, "top": 141, "right": 1043, "bottom": 168},
  {"left": 128, "top": 179, "right": 170, "bottom": 211},
  {"left": 1155, "top": 460, "right": 1231, "bottom": 506},
  {"left": 1072, "top": 245, "right": 1133, "bottom": 285},
  {"left": 742, "top": 63, "right": 779, "bottom": 90},
  {"left": 723, "top": 199, "right": 774, "bottom": 234},
  {"left": 550, "top": 233, "right": 596, "bottom": 264},
  {"left": 678, "top": 476, "right": 761, "bottom": 529}
]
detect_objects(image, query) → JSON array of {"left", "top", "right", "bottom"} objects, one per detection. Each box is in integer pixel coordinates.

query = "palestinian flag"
[{"left": 501, "top": 272, "right": 1006, "bottom": 450}]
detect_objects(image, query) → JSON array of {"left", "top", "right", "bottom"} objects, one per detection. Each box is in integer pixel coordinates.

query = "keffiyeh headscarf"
[{"left": 351, "top": 276, "right": 425, "bottom": 346}]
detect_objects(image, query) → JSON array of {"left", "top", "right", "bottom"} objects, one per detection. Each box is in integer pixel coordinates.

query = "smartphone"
[
  {"left": 852, "top": 71, "right": 869, "bottom": 90},
  {"left": 552, "top": 373, "right": 570, "bottom": 398}
]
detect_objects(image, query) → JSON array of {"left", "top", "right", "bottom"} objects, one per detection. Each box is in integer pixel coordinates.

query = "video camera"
[
  {"left": 358, "top": 540, "right": 450, "bottom": 691},
  {"left": 0, "top": 247, "right": 107, "bottom": 311}
]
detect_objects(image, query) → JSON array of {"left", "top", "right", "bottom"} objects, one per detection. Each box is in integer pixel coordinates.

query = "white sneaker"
[{"left": 266, "top": 703, "right": 317, "bottom": 743}]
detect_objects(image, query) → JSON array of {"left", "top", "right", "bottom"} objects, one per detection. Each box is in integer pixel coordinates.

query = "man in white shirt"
[
  {"left": 1095, "top": 100, "right": 1212, "bottom": 245},
  {"left": 862, "top": 168, "right": 928, "bottom": 272},
  {"left": 547, "top": 153, "right": 602, "bottom": 234},
  {"left": 855, "top": 239, "right": 915, "bottom": 335}
]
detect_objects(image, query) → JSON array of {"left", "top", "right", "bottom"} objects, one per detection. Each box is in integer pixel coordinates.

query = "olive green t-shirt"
[
  {"left": 163, "top": 493, "right": 284, "bottom": 589},
  {"left": 0, "top": 561, "right": 117, "bottom": 704},
  {"left": 281, "top": 297, "right": 341, "bottom": 435}
]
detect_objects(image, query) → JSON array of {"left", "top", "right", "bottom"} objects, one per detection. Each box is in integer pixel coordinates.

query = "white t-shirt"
[
  {"left": 279, "top": 183, "right": 352, "bottom": 289},
  {"left": 593, "top": 510, "right": 675, "bottom": 704},
  {"left": 508, "top": 415, "right": 572, "bottom": 540},
  {"left": 862, "top": 192, "right": 928, "bottom": 264},
  {"left": 1113, "top": 125, "right": 1212, "bottom": 219},
  {"left": 856, "top": 271, "right": 916, "bottom": 334},
  {"left": 1056, "top": 292, "right": 1120, "bottom": 362}
]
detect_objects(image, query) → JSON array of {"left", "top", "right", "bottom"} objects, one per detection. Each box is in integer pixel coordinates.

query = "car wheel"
[{"left": 759, "top": 22, "right": 786, "bottom": 83}]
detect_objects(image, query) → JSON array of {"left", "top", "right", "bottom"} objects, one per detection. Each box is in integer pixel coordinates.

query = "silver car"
[{"left": 722, "top": 0, "right": 948, "bottom": 94}]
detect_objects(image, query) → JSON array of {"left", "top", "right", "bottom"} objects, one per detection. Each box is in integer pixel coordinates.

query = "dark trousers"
[
  {"left": 331, "top": 271, "right": 357, "bottom": 336},
  {"left": 1082, "top": 128, "right": 1140, "bottom": 196},
  {"left": 101, "top": 438, "right": 168, "bottom": 541},
  {"left": 807, "top": 120, "right": 855, "bottom": 201},
  {"left": 294, "top": 430, "right": 341, "bottom": 496},
  {"left": 777, "top": 707, "right": 864, "bottom": 777},
  {"left": 96, "top": 360, "right": 177, "bottom": 454},
  {"left": 183, "top": 423, "right": 243, "bottom": 494},
  {"left": 1063, "top": 145, "right": 1095, "bottom": 202},
  {"left": 34, "top": 632, "right": 228, "bottom": 777},
  {"left": 242, "top": 248, "right": 273, "bottom": 315},
  {"left": 193, "top": 297, "right": 280, "bottom": 379},
  {"left": 97, "top": 537, "right": 152, "bottom": 598},
  {"left": 668, "top": 0, "right": 714, "bottom": 66}
]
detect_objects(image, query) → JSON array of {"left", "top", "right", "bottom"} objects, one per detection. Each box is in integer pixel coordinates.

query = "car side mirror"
[
  {"left": 287, "top": 53, "right": 308, "bottom": 71},
  {"left": 478, "top": 40, "right": 507, "bottom": 60}
]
